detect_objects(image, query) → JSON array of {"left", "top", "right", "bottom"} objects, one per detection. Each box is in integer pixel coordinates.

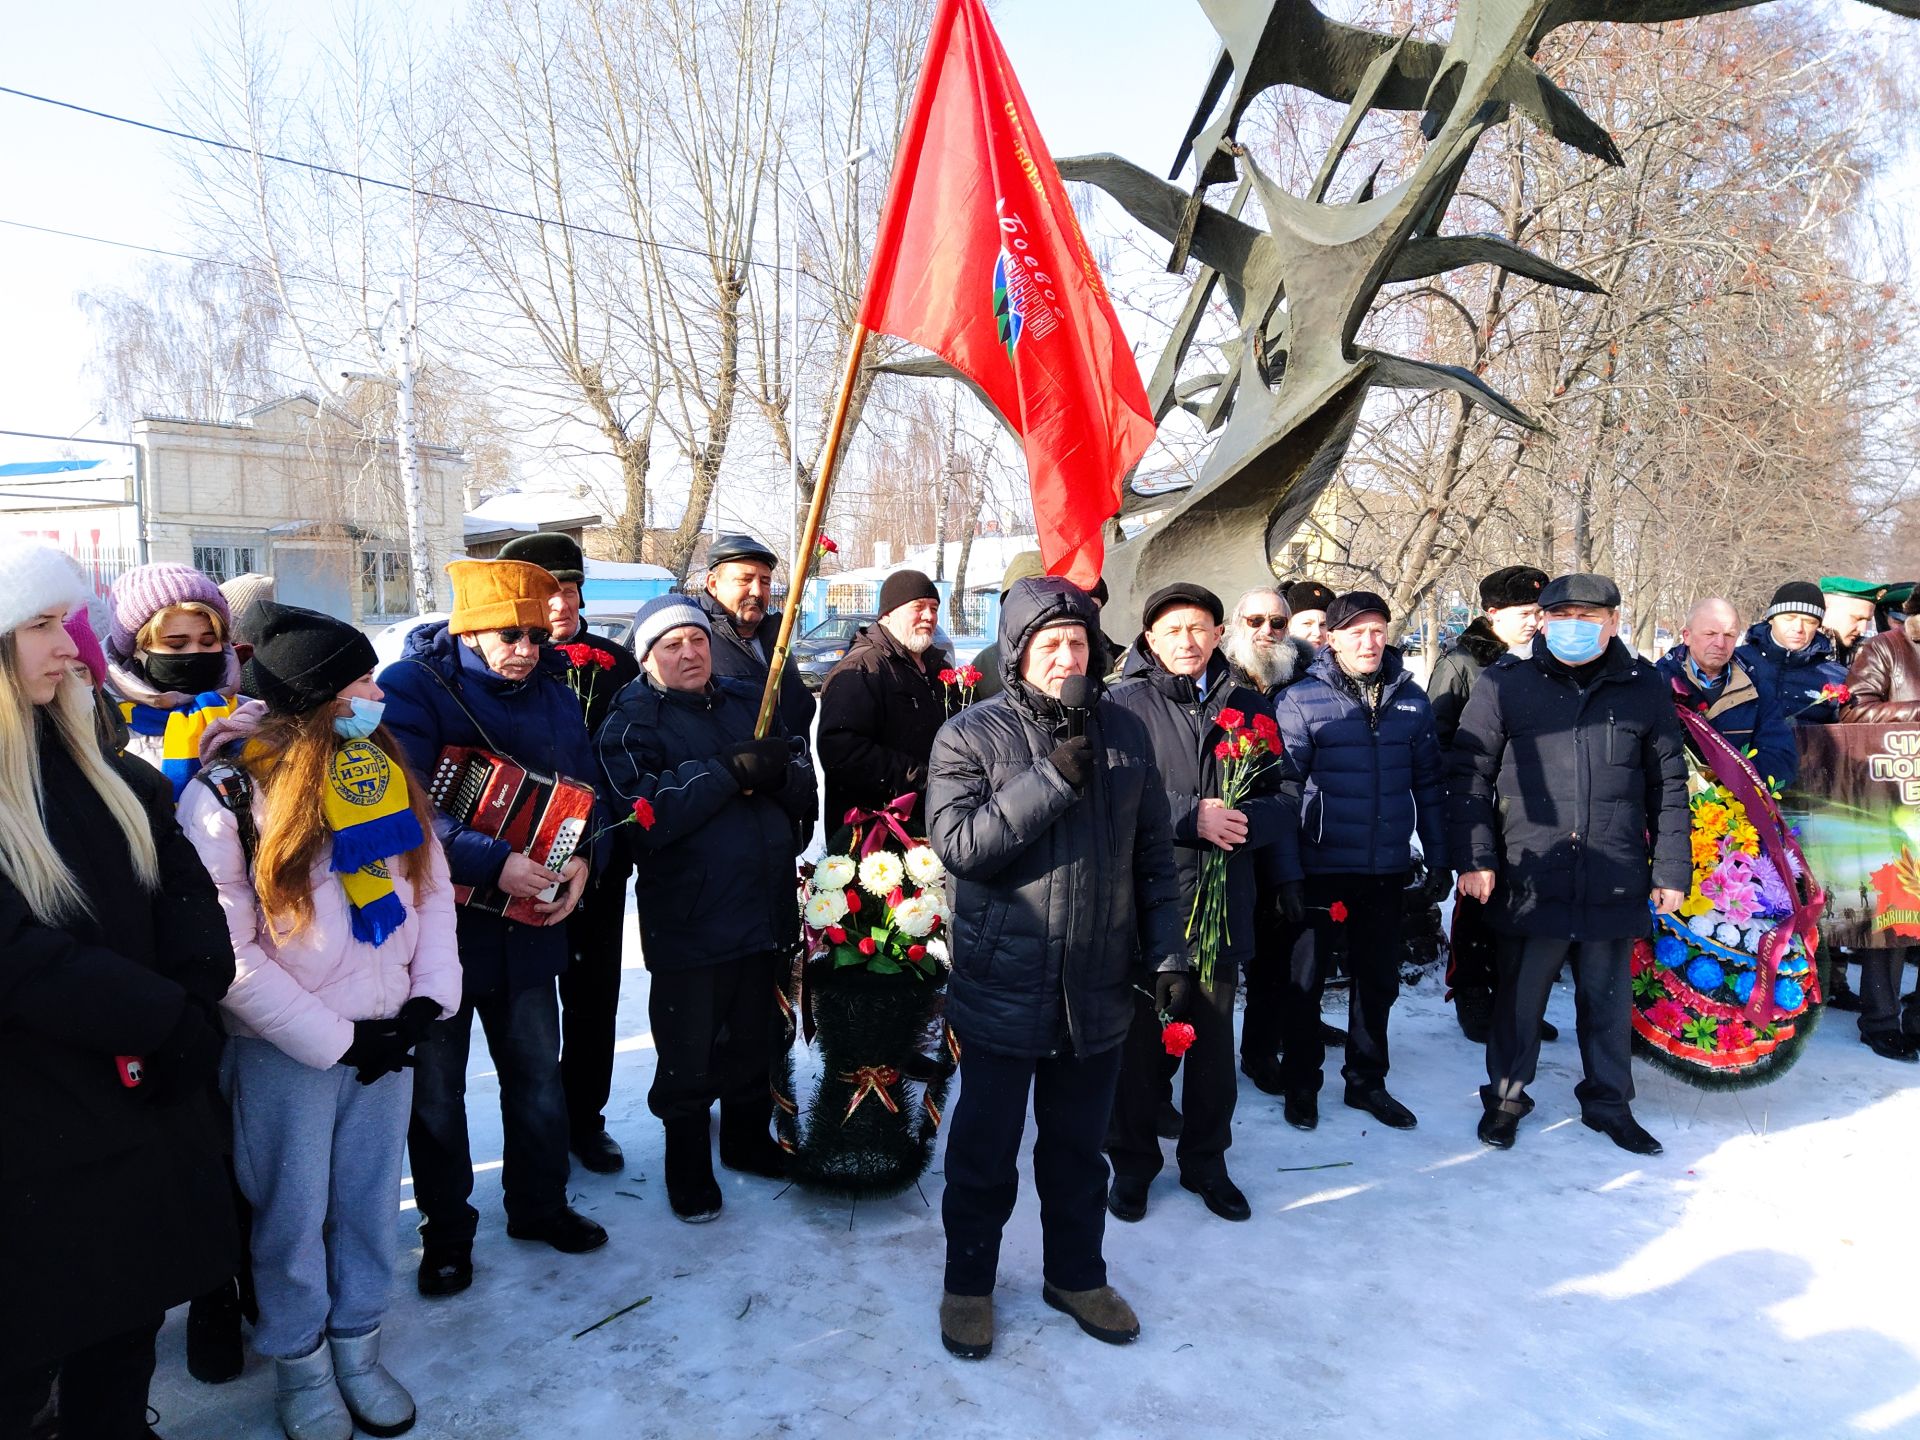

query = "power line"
[{"left": 0, "top": 83, "right": 848, "bottom": 290}]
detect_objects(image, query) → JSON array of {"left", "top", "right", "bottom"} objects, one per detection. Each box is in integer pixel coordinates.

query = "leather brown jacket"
[{"left": 1841, "top": 622, "right": 1920, "bottom": 723}]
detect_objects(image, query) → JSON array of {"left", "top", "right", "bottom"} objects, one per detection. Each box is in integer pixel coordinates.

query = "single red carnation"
[
  {"left": 1161, "top": 1020, "right": 1197, "bottom": 1057},
  {"left": 1251, "top": 713, "right": 1279, "bottom": 740},
  {"left": 561, "top": 643, "right": 595, "bottom": 667},
  {"left": 857, "top": 936, "right": 877, "bottom": 956},
  {"left": 819, "top": 535, "right": 839, "bottom": 554},
  {"left": 1217, "top": 707, "right": 1245, "bottom": 731},
  {"left": 1329, "top": 901, "right": 1349, "bottom": 922},
  {"left": 1265, "top": 735, "right": 1283, "bottom": 755},
  {"left": 1213, "top": 739, "right": 1234, "bottom": 759},
  {"left": 631, "top": 797, "right": 656, "bottom": 829},
  {"left": 959, "top": 665, "right": 982, "bottom": 686},
  {"left": 594, "top": 651, "right": 617, "bottom": 670}
]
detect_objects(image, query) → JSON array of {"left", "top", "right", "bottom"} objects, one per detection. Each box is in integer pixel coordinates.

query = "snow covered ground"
[{"left": 148, "top": 917, "right": 1920, "bottom": 1440}]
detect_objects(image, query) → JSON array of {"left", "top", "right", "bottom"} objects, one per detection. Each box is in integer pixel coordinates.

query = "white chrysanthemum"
[
  {"left": 1688, "top": 913, "right": 1717, "bottom": 937},
  {"left": 904, "top": 845, "right": 945, "bottom": 887},
  {"left": 1742, "top": 924, "right": 1766, "bottom": 953},
  {"left": 804, "top": 888, "right": 849, "bottom": 929},
  {"left": 858, "top": 850, "right": 906, "bottom": 897},
  {"left": 1714, "top": 922, "right": 1742, "bottom": 946},
  {"left": 892, "top": 892, "right": 940, "bottom": 938},
  {"left": 813, "top": 854, "right": 856, "bottom": 891}
]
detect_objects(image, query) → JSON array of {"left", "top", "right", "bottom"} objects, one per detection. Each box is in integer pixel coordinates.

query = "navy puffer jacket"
[
  {"left": 926, "top": 580, "right": 1187, "bottom": 1059},
  {"left": 1271, "top": 646, "right": 1448, "bottom": 881},
  {"left": 1734, "top": 622, "right": 1846, "bottom": 724},
  {"left": 596, "top": 675, "right": 815, "bottom": 973},
  {"left": 1654, "top": 647, "right": 1798, "bottom": 790},
  {"left": 378, "top": 623, "right": 602, "bottom": 999}
]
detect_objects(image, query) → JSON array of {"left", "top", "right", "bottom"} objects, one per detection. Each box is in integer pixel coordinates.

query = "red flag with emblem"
[{"left": 856, "top": 0, "right": 1155, "bottom": 587}]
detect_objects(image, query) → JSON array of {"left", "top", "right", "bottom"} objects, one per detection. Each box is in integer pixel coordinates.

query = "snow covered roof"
[
  {"left": 466, "top": 491, "right": 604, "bottom": 530},
  {"left": 587, "top": 558, "right": 673, "bottom": 581}
]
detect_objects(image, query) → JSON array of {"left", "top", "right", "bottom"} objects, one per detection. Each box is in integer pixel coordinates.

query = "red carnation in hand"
[
  {"left": 1161, "top": 1020, "right": 1197, "bottom": 1057},
  {"left": 631, "top": 797, "right": 656, "bottom": 829},
  {"left": 1217, "top": 707, "right": 1245, "bottom": 731},
  {"left": 594, "top": 651, "right": 617, "bottom": 670},
  {"left": 1265, "top": 735, "right": 1283, "bottom": 755},
  {"left": 1213, "top": 739, "right": 1234, "bottom": 759},
  {"left": 857, "top": 936, "right": 878, "bottom": 956},
  {"left": 1329, "top": 901, "right": 1349, "bottom": 923},
  {"left": 959, "top": 665, "right": 983, "bottom": 687},
  {"left": 561, "top": 642, "right": 595, "bottom": 667},
  {"left": 1251, "top": 712, "right": 1279, "bottom": 741},
  {"left": 940, "top": 668, "right": 958, "bottom": 685}
]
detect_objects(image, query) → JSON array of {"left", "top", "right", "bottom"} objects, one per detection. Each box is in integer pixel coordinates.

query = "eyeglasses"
[
  {"left": 1238, "top": 614, "right": 1288, "bottom": 630},
  {"left": 497, "top": 627, "right": 552, "bottom": 646}
]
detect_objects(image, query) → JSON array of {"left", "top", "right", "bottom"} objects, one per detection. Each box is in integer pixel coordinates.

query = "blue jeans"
[
  {"left": 229, "top": 1037, "right": 411, "bottom": 1358},
  {"left": 408, "top": 980, "right": 570, "bottom": 1250}
]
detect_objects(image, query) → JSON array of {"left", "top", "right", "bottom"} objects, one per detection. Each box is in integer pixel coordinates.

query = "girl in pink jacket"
[{"left": 180, "top": 602, "right": 460, "bottom": 1440}]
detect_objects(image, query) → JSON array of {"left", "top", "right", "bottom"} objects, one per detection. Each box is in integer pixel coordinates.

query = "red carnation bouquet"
[
  {"left": 939, "top": 663, "right": 985, "bottom": 710},
  {"left": 1189, "top": 708, "right": 1284, "bottom": 986},
  {"left": 559, "top": 642, "right": 616, "bottom": 712}
]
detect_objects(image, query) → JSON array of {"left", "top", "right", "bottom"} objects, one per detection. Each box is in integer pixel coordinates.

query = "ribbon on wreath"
[
  {"left": 1673, "top": 702, "right": 1827, "bottom": 1027},
  {"left": 842, "top": 793, "right": 918, "bottom": 858},
  {"left": 840, "top": 1065, "right": 902, "bottom": 1122}
]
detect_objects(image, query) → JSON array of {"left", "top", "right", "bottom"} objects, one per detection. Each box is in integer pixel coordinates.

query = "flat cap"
[
  {"left": 707, "top": 533, "right": 779, "bottom": 569},
  {"left": 1326, "top": 590, "right": 1391, "bottom": 631},
  {"left": 1142, "top": 581, "right": 1224, "bottom": 629},
  {"left": 1538, "top": 573, "right": 1621, "bottom": 610}
]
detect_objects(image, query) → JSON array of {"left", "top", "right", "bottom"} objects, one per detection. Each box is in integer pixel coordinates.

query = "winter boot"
[
  {"left": 273, "top": 1338, "right": 352, "bottom": 1440},
  {"left": 664, "top": 1117, "right": 723, "bottom": 1222},
  {"left": 718, "top": 1102, "right": 789, "bottom": 1179},
  {"left": 329, "top": 1327, "right": 417, "bottom": 1437},
  {"left": 939, "top": 1291, "right": 994, "bottom": 1359},
  {"left": 186, "top": 1278, "right": 245, "bottom": 1383},
  {"left": 1042, "top": 1283, "right": 1140, "bottom": 1345}
]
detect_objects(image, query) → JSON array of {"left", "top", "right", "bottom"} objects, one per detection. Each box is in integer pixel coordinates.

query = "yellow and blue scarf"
[
  {"left": 121, "top": 691, "right": 235, "bottom": 800},
  {"left": 324, "top": 738, "right": 426, "bottom": 946}
]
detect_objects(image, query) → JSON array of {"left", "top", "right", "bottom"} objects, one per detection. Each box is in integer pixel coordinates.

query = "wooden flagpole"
[{"left": 755, "top": 322, "right": 871, "bottom": 739}]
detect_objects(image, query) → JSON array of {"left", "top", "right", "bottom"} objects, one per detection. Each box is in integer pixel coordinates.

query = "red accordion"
[{"left": 428, "top": 746, "right": 597, "bottom": 925}]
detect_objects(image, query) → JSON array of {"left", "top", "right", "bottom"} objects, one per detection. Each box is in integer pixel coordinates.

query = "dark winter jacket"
[
  {"left": 1841, "top": 622, "right": 1920, "bottom": 723},
  {"left": 696, "top": 592, "right": 816, "bottom": 741},
  {"left": 551, "top": 620, "right": 640, "bottom": 740},
  {"left": 1271, "top": 646, "right": 1448, "bottom": 883},
  {"left": 1735, "top": 622, "right": 1847, "bottom": 724},
  {"left": 1448, "top": 639, "right": 1690, "bottom": 941},
  {"left": 2, "top": 726, "right": 238, "bottom": 1368},
  {"left": 1227, "top": 634, "right": 1316, "bottom": 700},
  {"left": 596, "top": 675, "right": 816, "bottom": 973},
  {"left": 1108, "top": 643, "right": 1283, "bottom": 967},
  {"left": 1426, "top": 618, "right": 1509, "bottom": 752},
  {"left": 1655, "top": 647, "right": 1798, "bottom": 789},
  {"left": 817, "top": 623, "right": 953, "bottom": 831},
  {"left": 926, "top": 580, "right": 1187, "bottom": 1059},
  {"left": 379, "top": 623, "right": 603, "bottom": 1000}
]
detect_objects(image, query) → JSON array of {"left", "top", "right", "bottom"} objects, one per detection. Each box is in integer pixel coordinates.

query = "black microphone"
[{"left": 1059, "top": 673, "right": 1094, "bottom": 739}]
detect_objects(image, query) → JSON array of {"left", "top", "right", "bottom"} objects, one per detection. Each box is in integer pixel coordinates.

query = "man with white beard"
[
  {"left": 819, "top": 569, "right": 955, "bottom": 830},
  {"left": 1223, "top": 587, "right": 1316, "bottom": 700}
]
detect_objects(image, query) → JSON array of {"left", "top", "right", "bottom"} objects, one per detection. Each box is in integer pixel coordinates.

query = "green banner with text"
[{"left": 1788, "top": 723, "right": 1920, "bottom": 952}]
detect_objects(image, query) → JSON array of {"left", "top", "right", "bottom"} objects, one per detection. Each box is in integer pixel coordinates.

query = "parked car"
[{"left": 792, "top": 613, "right": 958, "bottom": 690}]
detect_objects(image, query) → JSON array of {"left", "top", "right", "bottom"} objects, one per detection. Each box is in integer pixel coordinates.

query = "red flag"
[{"left": 858, "top": 0, "right": 1155, "bottom": 587}]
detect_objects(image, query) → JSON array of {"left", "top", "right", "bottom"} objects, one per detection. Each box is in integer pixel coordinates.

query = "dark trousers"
[
  {"left": 409, "top": 979, "right": 571, "bottom": 1250},
  {"left": 1484, "top": 934, "right": 1635, "bottom": 1120},
  {"left": 1448, "top": 892, "right": 1498, "bottom": 996},
  {"left": 1240, "top": 883, "right": 1298, "bottom": 1063},
  {"left": 560, "top": 858, "right": 631, "bottom": 1138},
  {"left": 1111, "top": 961, "right": 1239, "bottom": 1182},
  {"left": 1857, "top": 947, "right": 1919, "bottom": 1038},
  {"left": 647, "top": 952, "right": 783, "bottom": 1124},
  {"left": 1276, "top": 873, "right": 1409, "bottom": 1093},
  {"left": 942, "top": 1041, "right": 1124, "bottom": 1297},
  {"left": 0, "top": 1318, "right": 160, "bottom": 1440}
]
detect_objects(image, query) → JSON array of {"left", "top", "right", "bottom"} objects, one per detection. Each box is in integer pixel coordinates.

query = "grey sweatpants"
[{"left": 229, "top": 1035, "right": 413, "bottom": 1359}]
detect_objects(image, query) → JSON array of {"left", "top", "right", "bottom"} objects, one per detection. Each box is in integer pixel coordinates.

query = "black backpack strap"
[
  {"left": 196, "top": 761, "right": 260, "bottom": 877},
  {"left": 398, "top": 657, "right": 507, "bottom": 756}
]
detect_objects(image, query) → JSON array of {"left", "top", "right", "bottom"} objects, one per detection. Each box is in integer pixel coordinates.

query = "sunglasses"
[
  {"left": 1239, "top": 614, "right": 1288, "bottom": 630},
  {"left": 497, "top": 627, "right": 552, "bottom": 646}
]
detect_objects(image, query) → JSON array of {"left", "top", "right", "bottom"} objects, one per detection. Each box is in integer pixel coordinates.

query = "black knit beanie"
[
  {"left": 248, "top": 601, "right": 380, "bottom": 716},
  {"left": 878, "top": 568, "right": 940, "bottom": 617},
  {"left": 1762, "top": 582, "right": 1826, "bottom": 624}
]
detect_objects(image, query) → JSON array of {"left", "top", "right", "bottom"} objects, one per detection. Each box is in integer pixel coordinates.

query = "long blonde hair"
[{"left": 0, "top": 636, "right": 160, "bottom": 923}]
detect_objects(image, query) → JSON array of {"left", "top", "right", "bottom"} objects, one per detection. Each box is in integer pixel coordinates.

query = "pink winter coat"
[{"left": 178, "top": 778, "right": 463, "bottom": 1070}]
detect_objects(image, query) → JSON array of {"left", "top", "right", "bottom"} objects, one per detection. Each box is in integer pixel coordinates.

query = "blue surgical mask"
[
  {"left": 333, "top": 697, "right": 386, "bottom": 740},
  {"left": 1542, "top": 618, "right": 1606, "bottom": 666}
]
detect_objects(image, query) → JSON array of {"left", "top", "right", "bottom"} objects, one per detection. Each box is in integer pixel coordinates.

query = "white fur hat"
[{"left": 0, "top": 539, "right": 90, "bottom": 636}]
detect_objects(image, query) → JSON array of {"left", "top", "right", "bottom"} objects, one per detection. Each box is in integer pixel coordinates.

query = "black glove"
[
  {"left": 140, "top": 1000, "right": 223, "bottom": 1105},
  {"left": 340, "top": 1019, "right": 411, "bottom": 1086},
  {"left": 395, "top": 996, "right": 441, "bottom": 1046},
  {"left": 720, "top": 738, "right": 792, "bottom": 793},
  {"left": 1275, "top": 881, "right": 1306, "bottom": 926},
  {"left": 1047, "top": 735, "right": 1096, "bottom": 789},
  {"left": 1420, "top": 865, "right": 1453, "bottom": 903},
  {"left": 1154, "top": 970, "right": 1193, "bottom": 1020}
]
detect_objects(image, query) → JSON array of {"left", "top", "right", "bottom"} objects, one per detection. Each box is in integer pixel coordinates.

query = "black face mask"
[{"left": 143, "top": 650, "right": 228, "bottom": 695}]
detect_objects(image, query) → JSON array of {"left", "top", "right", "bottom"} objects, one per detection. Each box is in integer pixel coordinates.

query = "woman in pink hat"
[{"left": 104, "top": 562, "right": 245, "bottom": 798}]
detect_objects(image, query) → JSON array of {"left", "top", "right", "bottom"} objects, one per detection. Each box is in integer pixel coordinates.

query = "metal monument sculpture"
[{"left": 892, "top": 0, "right": 1919, "bottom": 618}]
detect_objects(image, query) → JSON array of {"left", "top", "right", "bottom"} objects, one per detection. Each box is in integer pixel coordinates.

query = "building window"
[
  {"left": 359, "top": 548, "right": 415, "bottom": 617},
  {"left": 193, "top": 542, "right": 260, "bottom": 584}
]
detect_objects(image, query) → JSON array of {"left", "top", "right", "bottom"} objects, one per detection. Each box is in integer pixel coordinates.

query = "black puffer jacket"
[
  {"left": 597, "top": 675, "right": 816, "bottom": 973},
  {"left": 2, "top": 728, "right": 238, "bottom": 1369},
  {"left": 696, "top": 593, "right": 816, "bottom": 741},
  {"left": 1447, "top": 639, "right": 1690, "bottom": 941},
  {"left": 1426, "top": 618, "right": 1508, "bottom": 751},
  {"left": 1108, "top": 643, "right": 1283, "bottom": 967},
  {"left": 817, "top": 623, "right": 953, "bottom": 830},
  {"left": 926, "top": 581, "right": 1187, "bottom": 1059}
]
